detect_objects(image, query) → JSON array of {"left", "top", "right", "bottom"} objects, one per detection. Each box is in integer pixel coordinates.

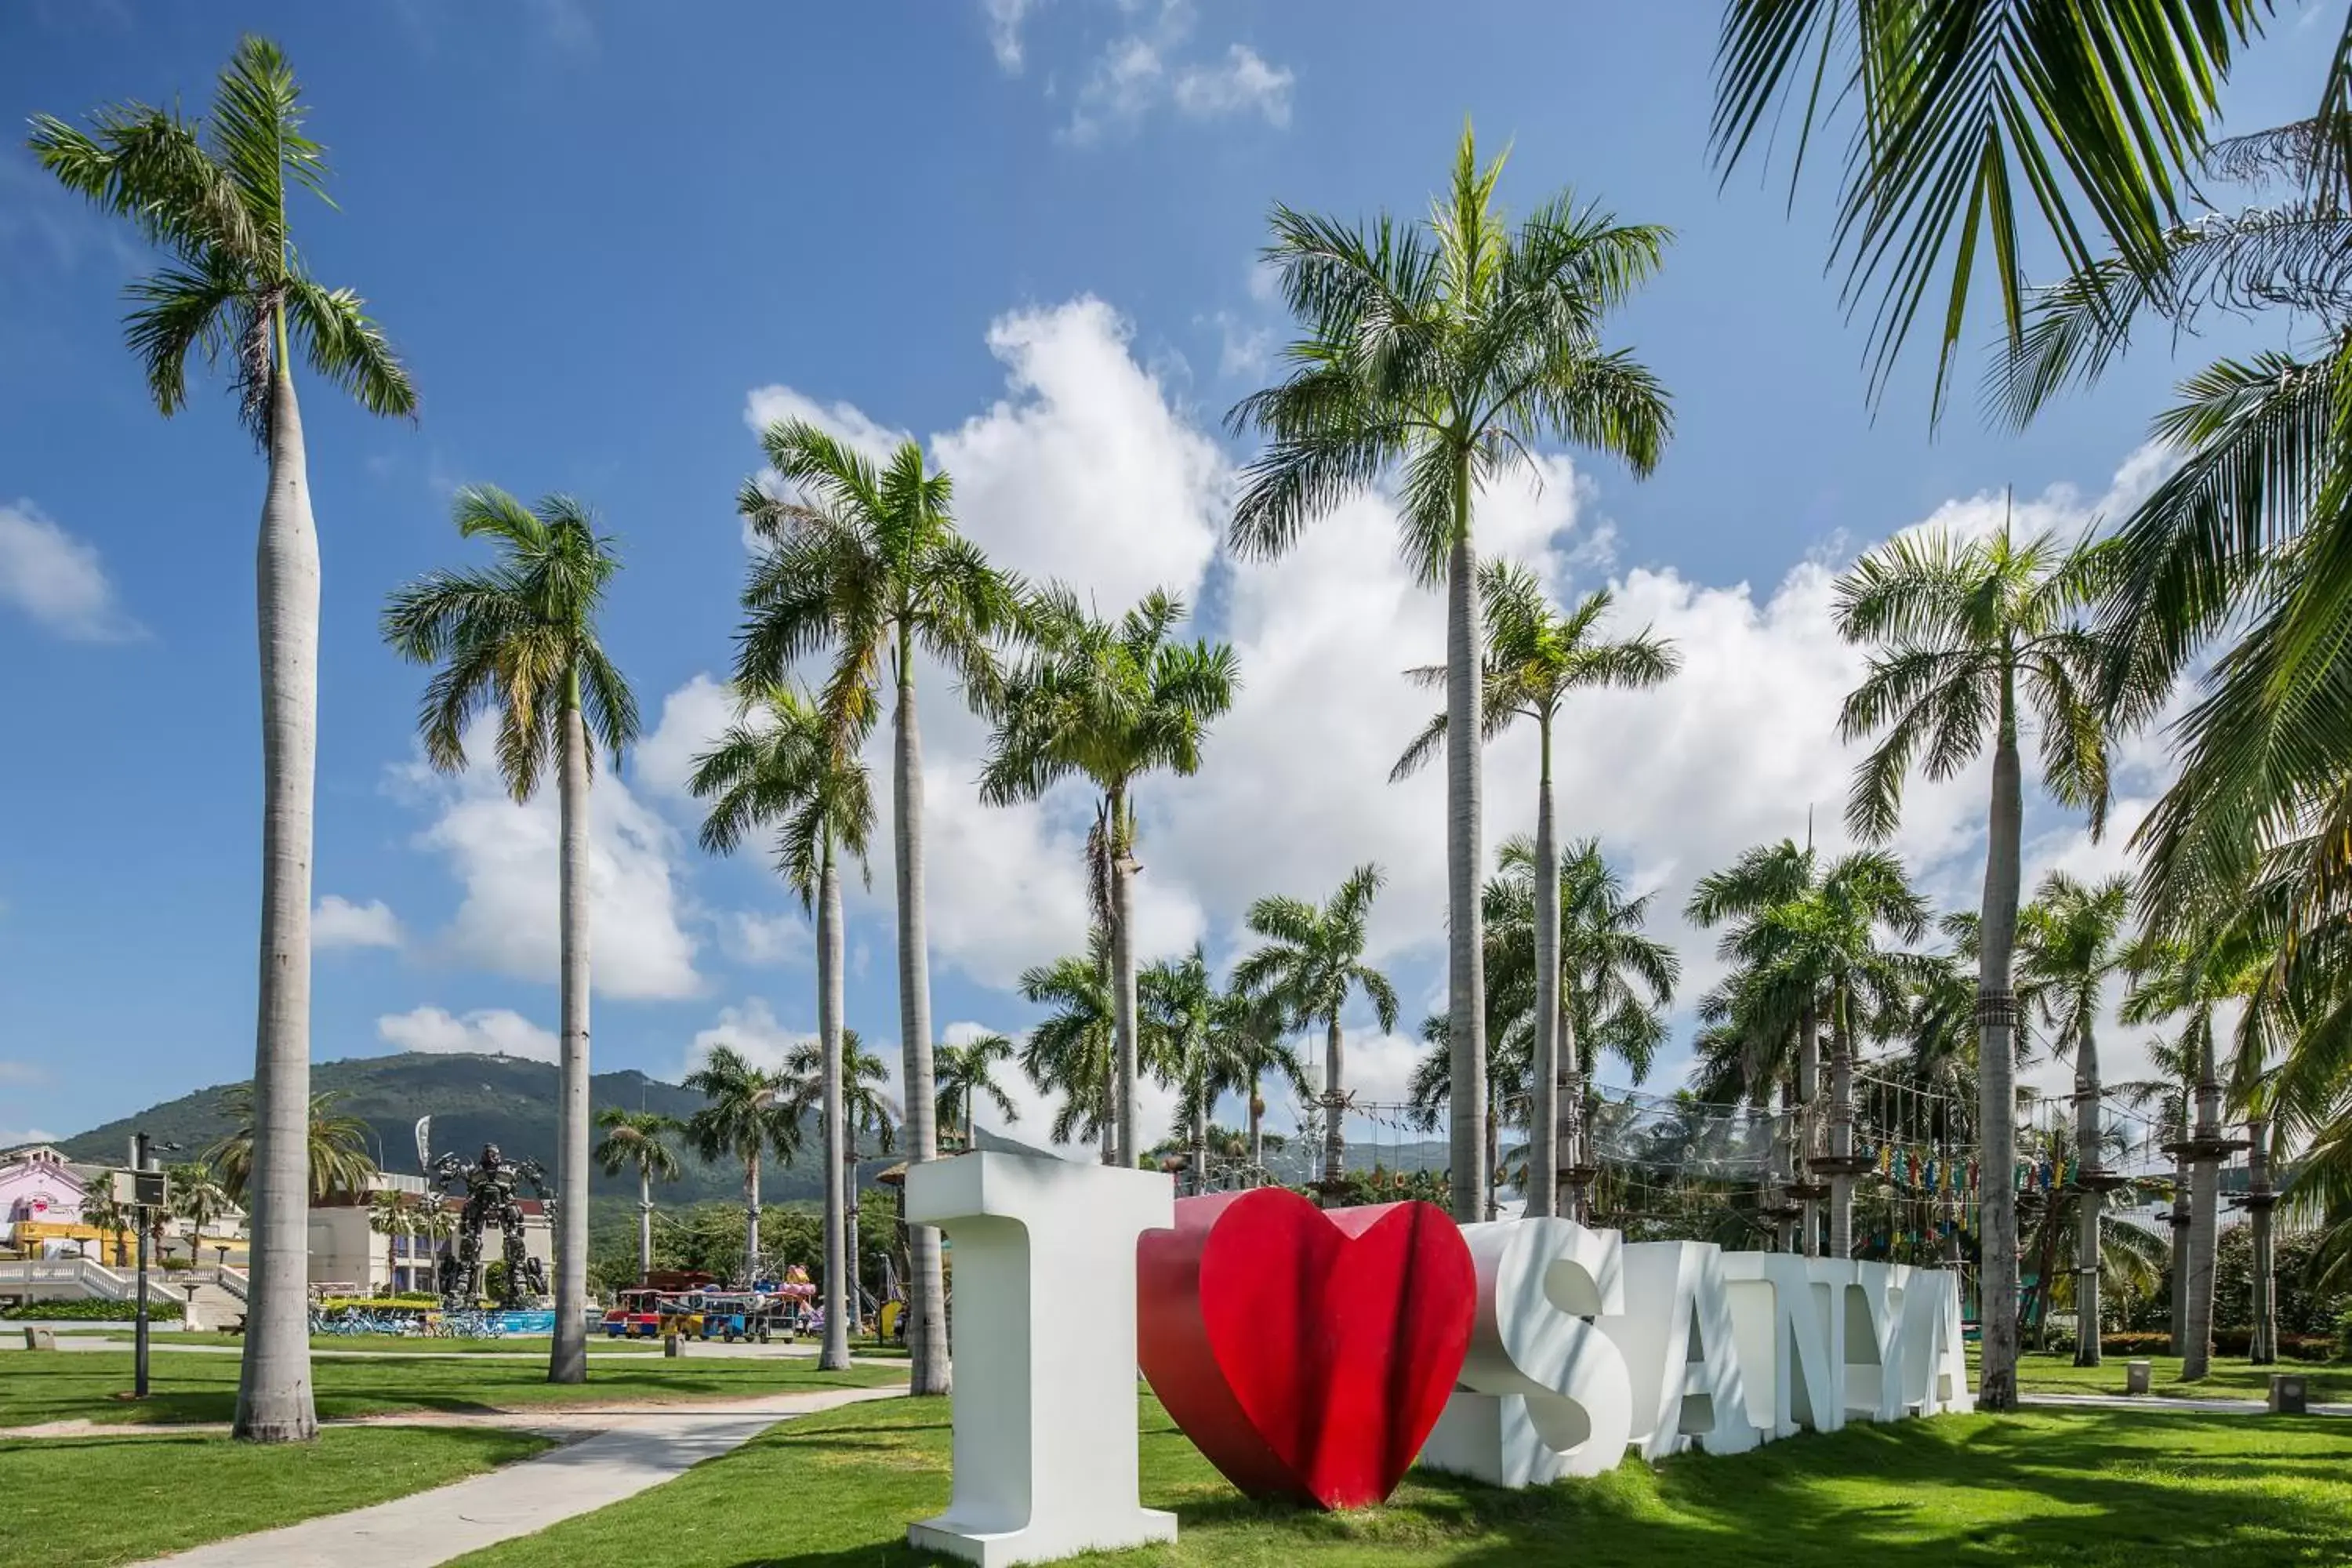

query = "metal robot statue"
[{"left": 430, "top": 1143, "right": 550, "bottom": 1308}]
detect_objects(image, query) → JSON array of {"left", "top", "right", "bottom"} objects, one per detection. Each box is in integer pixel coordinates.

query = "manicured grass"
[
  {"left": 1, "top": 1425, "right": 551, "bottom": 1568},
  {"left": 2009, "top": 1350, "right": 2352, "bottom": 1403},
  {"left": 0, "top": 1348, "right": 906, "bottom": 1428},
  {"left": 452, "top": 1392, "right": 2352, "bottom": 1567},
  {"left": 51, "top": 1328, "right": 666, "bottom": 1354}
]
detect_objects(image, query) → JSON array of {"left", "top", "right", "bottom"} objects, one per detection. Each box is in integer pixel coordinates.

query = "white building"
[{"left": 306, "top": 1172, "right": 553, "bottom": 1298}]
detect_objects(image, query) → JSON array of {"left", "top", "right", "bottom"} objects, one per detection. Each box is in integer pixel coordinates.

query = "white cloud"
[
  {"left": 0, "top": 499, "right": 141, "bottom": 641},
  {"left": 1062, "top": 2, "right": 1294, "bottom": 142},
  {"left": 723, "top": 909, "right": 812, "bottom": 967},
  {"left": 687, "top": 997, "right": 814, "bottom": 1078},
  {"left": 637, "top": 673, "right": 739, "bottom": 800},
  {"left": 1203, "top": 309, "right": 1273, "bottom": 380},
  {"left": 0, "top": 1128, "right": 59, "bottom": 1151},
  {"left": 982, "top": 0, "right": 1040, "bottom": 71},
  {"left": 1171, "top": 44, "right": 1293, "bottom": 127},
  {"left": 0, "top": 1062, "right": 47, "bottom": 1085},
  {"left": 313, "top": 895, "right": 403, "bottom": 951},
  {"left": 741, "top": 387, "right": 909, "bottom": 467},
  {"left": 403, "top": 718, "right": 702, "bottom": 1000},
  {"left": 933, "top": 297, "right": 1225, "bottom": 609},
  {"left": 377, "top": 1006, "right": 558, "bottom": 1063}
]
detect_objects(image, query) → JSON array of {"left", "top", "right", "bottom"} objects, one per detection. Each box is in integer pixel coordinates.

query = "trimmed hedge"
[
  {"left": 2, "top": 1296, "right": 184, "bottom": 1322},
  {"left": 2101, "top": 1329, "right": 2337, "bottom": 1363},
  {"left": 314, "top": 1294, "right": 440, "bottom": 1313}
]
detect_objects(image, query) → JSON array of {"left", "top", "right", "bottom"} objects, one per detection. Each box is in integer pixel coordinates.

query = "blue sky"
[{"left": 0, "top": 1, "right": 2332, "bottom": 1153}]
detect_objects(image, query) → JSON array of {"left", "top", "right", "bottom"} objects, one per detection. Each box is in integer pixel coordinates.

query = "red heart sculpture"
[{"left": 1136, "top": 1189, "right": 1474, "bottom": 1510}]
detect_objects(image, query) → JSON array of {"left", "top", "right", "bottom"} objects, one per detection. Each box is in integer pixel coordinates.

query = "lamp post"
[{"left": 125, "top": 1134, "right": 180, "bottom": 1399}]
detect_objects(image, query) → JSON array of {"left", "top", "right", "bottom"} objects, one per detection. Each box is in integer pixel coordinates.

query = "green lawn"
[
  {"left": 452, "top": 1393, "right": 2352, "bottom": 1567},
  {"left": 0, "top": 1348, "right": 906, "bottom": 1428},
  {"left": 2010, "top": 1351, "right": 2352, "bottom": 1404},
  {"left": 52, "top": 1328, "right": 667, "bottom": 1354},
  {"left": 1, "top": 1426, "right": 551, "bottom": 1568}
]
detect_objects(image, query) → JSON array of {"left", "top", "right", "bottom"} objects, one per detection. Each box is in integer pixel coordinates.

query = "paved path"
[
  {"left": 130, "top": 1385, "right": 909, "bottom": 1568},
  {"left": 2021, "top": 1390, "right": 2350, "bottom": 1417},
  {"left": 25, "top": 1334, "right": 904, "bottom": 1365}
]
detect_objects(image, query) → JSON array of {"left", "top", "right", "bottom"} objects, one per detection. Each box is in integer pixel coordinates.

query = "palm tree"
[
  {"left": 1230, "top": 127, "right": 1673, "bottom": 1221},
  {"left": 592, "top": 1109, "right": 683, "bottom": 1287},
  {"left": 412, "top": 1202, "right": 459, "bottom": 1294},
  {"left": 1140, "top": 946, "right": 1247, "bottom": 1192},
  {"left": 32, "top": 36, "right": 416, "bottom": 1443},
  {"left": 76, "top": 1180, "right": 133, "bottom": 1268},
  {"left": 205, "top": 1087, "right": 376, "bottom": 1205},
  {"left": 1486, "top": 834, "right": 1677, "bottom": 1219},
  {"left": 366, "top": 1191, "right": 412, "bottom": 1292},
  {"left": 1688, "top": 839, "right": 1829, "bottom": 1247},
  {"left": 1394, "top": 562, "right": 1679, "bottom": 1215},
  {"left": 980, "top": 585, "right": 1237, "bottom": 1167},
  {"left": 1018, "top": 932, "right": 1123, "bottom": 1157},
  {"left": 936, "top": 1033, "right": 1018, "bottom": 1152},
  {"left": 1716, "top": 851, "right": 1929, "bottom": 1260},
  {"left": 167, "top": 1163, "right": 235, "bottom": 1271},
  {"left": 1232, "top": 866, "right": 1400, "bottom": 1191},
  {"left": 786, "top": 1030, "right": 897, "bottom": 1330},
  {"left": 683, "top": 1044, "right": 800, "bottom": 1294},
  {"left": 2014, "top": 872, "right": 2132, "bottom": 1365},
  {"left": 1833, "top": 523, "right": 2123, "bottom": 1410},
  {"left": 736, "top": 422, "right": 1019, "bottom": 1396},
  {"left": 689, "top": 679, "right": 875, "bottom": 1373},
  {"left": 1709, "top": 2, "right": 2283, "bottom": 414},
  {"left": 383, "top": 486, "right": 638, "bottom": 1387}
]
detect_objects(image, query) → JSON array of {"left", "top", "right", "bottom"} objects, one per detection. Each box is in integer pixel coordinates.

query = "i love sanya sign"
[{"left": 903, "top": 1152, "right": 1972, "bottom": 1567}]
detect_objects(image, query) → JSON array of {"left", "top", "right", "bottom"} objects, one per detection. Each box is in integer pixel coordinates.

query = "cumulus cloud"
[
  {"left": 636, "top": 673, "right": 739, "bottom": 800},
  {"left": 0, "top": 499, "right": 141, "bottom": 641},
  {"left": 313, "top": 895, "right": 403, "bottom": 951},
  {"left": 0, "top": 1128, "right": 59, "bottom": 1151},
  {"left": 401, "top": 718, "right": 702, "bottom": 1000},
  {"left": 935, "top": 297, "right": 1226, "bottom": 608},
  {"left": 377, "top": 1006, "right": 558, "bottom": 1062},
  {"left": 686, "top": 997, "right": 815, "bottom": 1078},
  {"left": 722, "top": 909, "right": 812, "bottom": 967}
]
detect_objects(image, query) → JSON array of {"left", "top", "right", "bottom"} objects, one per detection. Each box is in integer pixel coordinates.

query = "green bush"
[
  {"left": 314, "top": 1294, "right": 437, "bottom": 1312},
  {"left": 2, "top": 1297, "right": 184, "bottom": 1321},
  {"left": 2100, "top": 1329, "right": 2335, "bottom": 1362},
  {"left": 2336, "top": 1309, "right": 2352, "bottom": 1361}
]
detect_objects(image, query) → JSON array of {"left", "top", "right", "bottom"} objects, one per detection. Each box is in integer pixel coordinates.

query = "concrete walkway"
[{"left": 130, "top": 1385, "right": 908, "bottom": 1568}]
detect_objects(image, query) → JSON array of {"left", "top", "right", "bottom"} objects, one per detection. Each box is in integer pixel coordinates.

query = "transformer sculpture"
[{"left": 430, "top": 1143, "right": 550, "bottom": 1308}]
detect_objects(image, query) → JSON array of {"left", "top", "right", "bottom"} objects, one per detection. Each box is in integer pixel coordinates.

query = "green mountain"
[{"left": 56, "top": 1051, "right": 884, "bottom": 1206}]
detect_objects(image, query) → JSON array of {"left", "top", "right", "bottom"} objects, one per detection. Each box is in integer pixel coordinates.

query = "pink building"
[{"left": 0, "top": 1145, "right": 118, "bottom": 1259}]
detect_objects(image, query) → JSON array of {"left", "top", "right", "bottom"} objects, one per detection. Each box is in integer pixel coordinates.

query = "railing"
[{"left": 0, "top": 1256, "right": 137, "bottom": 1300}]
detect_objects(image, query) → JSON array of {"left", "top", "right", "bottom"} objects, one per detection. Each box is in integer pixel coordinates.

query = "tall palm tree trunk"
[
  {"left": 548, "top": 675, "right": 592, "bottom": 1385},
  {"left": 1109, "top": 787, "right": 1138, "bottom": 1170},
  {"left": 844, "top": 1142, "right": 862, "bottom": 1331},
  {"left": 1798, "top": 1000, "right": 1820, "bottom": 1258},
  {"left": 2168, "top": 1133, "right": 2191, "bottom": 1356},
  {"left": 2249, "top": 1117, "right": 2276, "bottom": 1366},
  {"left": 636, "top": 1170, "right": 652, "bottom": 1281},
  {"left": 892, "top": 641, "right": 949, "bottom": 1396},
  {"left": 2181, "top": 1045, "right": 2223, "bottom": 1381},
  {"left": 2073, "top": 1027, "right": 2103, "bottom": 1367},
  {"left": 1192, "top": 1109, "right": 1210, "bottom": 1197},
  {"left": 1530, "top": 717, "right": 1560, "bottom": 1220},
  {"left": 1323, "top": 1014, "right": 1345, "bottom": 1190},
  {"left": 741, "top": 1148, "right": 764, "bottom": 1287},
  {"left": 1975, "top": 678, "right": 2026, "bottom": 1411},
  {"left": 818, "top": 831, "right": 851, "bottom": 1371},
  {"left": 1444, "top": 498, "right": 1489, "bottom": 1226},
  {"left": 1248, "top": 1088, "right": 1265, "bottom": 1178},
  {"left": 1828, "top": 995, "right": 1854, "bottom": 1259},
  {"left": 235, "top": 358, "right": 319, "bottom": 1444},
  {"left": 1558, "top": 1024, "right": 1584, "bottom": 1223}
]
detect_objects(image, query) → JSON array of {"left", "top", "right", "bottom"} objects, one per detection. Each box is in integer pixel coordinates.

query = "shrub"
[
  {"left": 314, "top": 1294, "right": 437, "bottom": 1312},
  {"left": 2, "top": 1296, "right": 184, "bottom": 1321},
  {"left": 2099, "top": 1329, "right": 2335, "bottom": 1362}
]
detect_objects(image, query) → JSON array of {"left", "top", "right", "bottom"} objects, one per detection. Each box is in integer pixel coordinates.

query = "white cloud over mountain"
[
  {"left": 314, "top": 895, "right": 403, "bottom": 951},
  {"left": 377, "top": 1006, "right": 558, "bottom": 1062}
]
